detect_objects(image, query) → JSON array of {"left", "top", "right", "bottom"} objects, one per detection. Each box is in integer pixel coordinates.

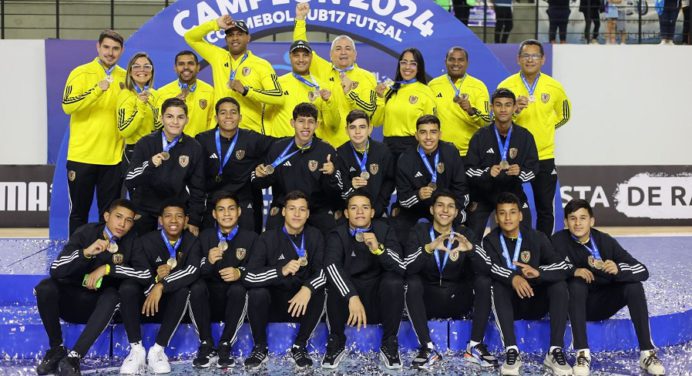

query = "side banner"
[{"left": 0, "top": 166, "right": 54, "bottom": 227}]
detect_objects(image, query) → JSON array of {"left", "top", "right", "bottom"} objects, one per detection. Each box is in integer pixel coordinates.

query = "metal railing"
[{"left": 0, "top": 0, "right": 688, "bottom": 44}]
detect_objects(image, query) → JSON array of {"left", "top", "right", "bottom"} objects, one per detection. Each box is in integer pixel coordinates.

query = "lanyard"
[
  {"left": 447, "top": 74, "right": 466, "bottom": 97},
  {"left": 178, "top": 80, "right": 197, "bottom": 93},
  {"left": 292, "top": 73, "right": 320, "bottom": 90},
  {"left": 350, "top": 141, "right": 369, "bottom": 173},
  {"left": 493, "top": 124, "right": 513, "bottom": 162},
  {"left": 215, "top": 128, "right": 239, "bottom": 177},
  {"left": 417, "top": 146, "right": 440, "bottom": 185},
  {"left": 160, "top": 230, "right": 182, "bottom": 259},
  {"left": 104, "top": 226, "right": 118, "bottom": 244},
  {"left": 161, "top": 132, "right": 181, "bottom": 153},
  {"left": 520, "top": 72, "right": 540, "bottom": 97},
  {"left": 395, "top": 78, "right": 417, "bottom": 85},
  {"left": 270, "top": 140, "right": 308, "bottom": 169},
  {"left": 572, "top": 235, "right": 602, "bottom": 260},
  {"left": 134, "top": 84, "right": 149, "bottom": 94},
  {"left": 217, "top": 226, "right": 239, "bottom": 243},
  {"left": 334, "top": 65, "right": 354, "bottom": 74},
  {"left": 429, "top": 228, "right": 454, "bottom": 275},
  {"left": 349, "top": 226, "right": 371, "bottom": 238},
  {"left": 282, "top": 227, "right": 305, "bottom": 258},
  {"left": 229, "top": 52, "right": 249, "bottom": 81},
  {"left": 500, "top": 232, "right": 522, "bottom": 270}
]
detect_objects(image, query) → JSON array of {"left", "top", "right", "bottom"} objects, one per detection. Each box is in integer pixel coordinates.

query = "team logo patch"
[
  {"left": 369, "top": 163, "right": 379, "bottom": 175},
  {"left": 308, "top": 160, "right": 319, "bottom": 172},
  {"left": 541, "top": 93, "right": 550, "bottom": 103},
  {"left": 270, "top": 207, "right": 280, "bottom": 216},
  {"left": 119, "top": 82, "right": 125, "bottom": 90},
  {"left": 351, "top": 81, "right": 359, "bottom": 89},
  {"left": 179, "top": 155, "right": 189, "bottom": 168},
  {"left": 235, "top": 149, "right": 245, "bottom": 160},
  {"left": 199, "top": 99, "right": 207, "bottom": 110},
  {"left": 112, "top": 253, "right": 124, "bottom": 265},
  {"left": 236, "top": 248, "right": 247, "bottom": 261},
  {"left": 409, "top": 95, "right": 418, "bottom": 104},
  {"left": 436, "top": 162, "right": 445, "bottom": 174},
  {"left": 520, "top": 250, "right": 531, "bottom": 263},
  {"left": 67, "top": 170, "right": 76, "bottom": 181},
  {"left": 509, "top": 148, "right": 518, "bottom": 159},
  {"left": 242, "top": 67, "right": 251, "bottom": 76}
]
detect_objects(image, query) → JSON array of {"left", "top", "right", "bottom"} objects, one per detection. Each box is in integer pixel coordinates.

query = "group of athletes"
[{"left": 35, "top": 3, "right": 666, "bottom": 376}]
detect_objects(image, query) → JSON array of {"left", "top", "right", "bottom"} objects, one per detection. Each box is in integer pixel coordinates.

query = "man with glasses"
[{"left": 497, "top": 40, "right": 571, "bottom": 236}]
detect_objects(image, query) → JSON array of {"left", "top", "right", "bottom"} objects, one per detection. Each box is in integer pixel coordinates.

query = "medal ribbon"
[
  {"left": 429, "top": 228, "right": 454, "bottom": 274},
  {"left": 161, "top": 132, "right": 181, "bottom": 154},
  {"left": 349, "top": 226, "right": 372, "bottom": 238},
  {"left": 334, "top": 65, "right": 354, "bottom": 74},
  {"left": 229, "top": 52, "right": 249, "bottom": 81},
  {"left": 572, "top": 235, "right": 602, "bottom": 260},
  {"left": 102, "top": 63, "right": 115, "bottom": 77},
  {"left": 134, "top": 84, "right": 150, "bottom": 94},
  {"left": 500, "top": 232, "right": 523, "bottom": 270},
  {"left": 215, "top": 128, "right": 240, "bottom": 177},
  {"left": 282, "top": 227, "right": 306, "bottom": 258},
  {"left": 417, "top": 146, "right": 440, "bottom": 185},
  {"left": 446, "top": 74, "right": 466, "bottom": 97},
  {"left": 350, "top": 142, "right": 369, "bottom": 174},
  {"left": 292, "top": 73, "right": 320, "bottom": 90},
  {"left": 104, "top": 226, "right": 118, "bottom": 244},
  {"left": 520, "top": 72, "right": 540, "bottom": 97},
  {"left": 395, "top": 78, "right": 417, "bottom": 85},
  {"left": 493, "top": 124, "right": 513, "bottom": 162},
  {"left": 160, "top": 230, "right": 182, "bottom": 259},
  {"left": 217, "top": 226, "right": 239, "bottom": 243},
  {"left": 178, "top": 80, "right": 197, "bottom": 93},
  {"left": 270, "top": 140, "right": 307, "bottom": 169}
]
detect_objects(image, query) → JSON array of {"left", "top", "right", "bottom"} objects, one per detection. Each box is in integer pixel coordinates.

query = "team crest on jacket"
[
  {"left": 369, "top": 163, "right": 379, "bottom": 175},
  {"left": 119, "top": 82, "right": 125, "bottom": 90},
  {"left": 199, "top": 99, "right": 207, "bottom": 109},
  {"left": 235, "top": 149, "right": 245, "bottom": 160},
  {"left": 242, "top": 67, "right": 251, "bottom": 76},
  {"left": 509, "top": 148, "right": 518, "bottom": 159},
  {"left": 112, "top": 253, "right": 124, "bottom": 265},
  {"left": 308, "top": 160, "right": 319, "bottom": 172},
  {"left": 520, "top": 250, "right": 531, "bottom": 263},
  {"left": 236, "top": 248, "right": 246, "bottom": 261},
  {"left": 409, "top": 95, "right": 418, "bottom": 104},
  {"left": 541, "top": 93, "right": 550, "bottom": 103},
  {"left": 179, "top": 155, "right": 189, "bottom": 168},
  {"left": 436, "top": 162, "right": 445, "bottom": 174},
  {"left": 67, "top": 170, "right": 76, "bottom": 181}
]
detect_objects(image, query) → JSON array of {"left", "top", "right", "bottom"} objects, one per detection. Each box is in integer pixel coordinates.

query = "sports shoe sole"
[
  {"left": 464, "top": 353, "right": 496, "bottom": 368},
  {"left": 321, "top": 349, "right": 346, "bottom": 369},
  {"left": 543, "top": 363, "right": 573, "bottom": 376},
  {"left": 244, "top": 355, "right": 268, "bottom": 370}
]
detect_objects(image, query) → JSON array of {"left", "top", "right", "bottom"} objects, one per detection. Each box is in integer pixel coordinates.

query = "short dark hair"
[
  {"left": 98, "top": 29, "right": 124, "bottom": 46},
  {"left": 292, "top": 102, "right": 318, "bottom": 121},
  {"left": 518, "top": 39, "right": 544, "bottom": 56},
  {"left": 416, "top": 114, "right": 441, "bottom": 130},
  {"left": 108, "top": 198, "right": 136, "bottom": 214},
  {"left": 496, "top": 192, "right": 521, "bottom": 210},
  {"left": 445, "top": 46, "right": 469, "bottom": 60},
  {"left": 215, "top": 97, "right": 240, "bottom": 114},
  {"left": 564, "top": 199, "right": 594, "bottom": 218},
  {"left": 346, "top": 109, "right": 370, "bottom": 126},
  {"left": 346, "top": 189, "right": 373, "bottom": 206},
  {"left": 284, "top": 190, "right": 310, "bottom": 207},
  {"left": 162, "top": 97, "right": 188, "bottom": 116},
  {"left": 211, "top": 191, "right": 239, "bottom": 209},
  {"left": 159, "top": 199, "right": 187, "bottom": 216},
  {"left": 491, "top": 88, "right": 517, "bottom": 104},
  {"left": 174, "top": 50, "right": 199, "bottom": 64},
  {"left": 431, "top": 189, "right": 457, "bottom": 208}
]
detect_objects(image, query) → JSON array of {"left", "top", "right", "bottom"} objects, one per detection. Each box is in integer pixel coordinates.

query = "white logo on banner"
[
  {"left": 0, "top": 182, "right": 49, "bottom": 211},
  {"left": 614, "top": 173, "right": 692, "bottom": 219}
]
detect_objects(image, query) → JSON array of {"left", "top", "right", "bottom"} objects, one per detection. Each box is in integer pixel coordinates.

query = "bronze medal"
[
  {"left": 593, "top": 258, "right": 605, "bottom": 270},
  {"left": 308, "top": 90, "right": 319, "bottom": 102},
  {"left": 453, "top": 95, "right": 462, "bottom": 104},
  {"left": 166, "top": 258, "right": 177, "bottom": 269},
  {"left": 355, "top": 232, "right": 365, "bottom": 242},
  {"left": 299, "top": 256, "right": 308, "bottom": 267},
  {"left": 528, "top": 95, "right": 536, "bottom": 103},
  {"left": 460, "top": 93, "right": 469, "bottom": 100},
  {"left": 360, "top": 171, "right": 370, "bottom": 180},
  {"left": 108, "top": 241, "right": 118, "bottom": 254},
  {"left": 214, "top": 175, "right": 223, "bottom": 183},
  {"left": 499, "top": 160, "right": 510, "bottom": 170},
  {"left": 218, "top": 240, "right": 228, "bottom": 252},
  {"left": 106, "top": 75, "right": 114, "bottom": 83},
  {"left": 160, "top": 152, "right": 170, "bottom": 161},
  {"left": 428, "top": 182, "right": 437, "bottom": 190},
  {"left": 265, "top": 165, "right": 275, "bottom": 175}
]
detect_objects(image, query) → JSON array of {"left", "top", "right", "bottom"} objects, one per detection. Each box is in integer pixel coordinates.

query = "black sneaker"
[
  {"left": 37, "top": 346, "right": 67, "bottom": 375},
  {"left": 411, "top": 346, "right": 442, "bottom": 370},
  {"left": 216, "top": 341, "right": 234, "bottom": 368},
  {"left": 192, "top": 341, "right": 216, "bottom": 368},
  {"left": 290, "top": 345, "right": 313, "bottom": 369},
  {"left": 244, "top": 345, "right": 268, "bottom": 369},
  {"left": 57, "top": 353, "right": 81, "bottom": 376},
  {"left": 379, "top": 339, "right": 402, "bottom": 370},
  {"left": 321, "top": 337, "right": 346, "bottom": 369}
]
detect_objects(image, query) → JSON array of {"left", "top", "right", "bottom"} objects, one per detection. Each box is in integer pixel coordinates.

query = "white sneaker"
[
  {"left": 639, "top": 350, "right": 665, "bottom": 375},
  {"left": 572, "top": 350, "right": 591, "bottom": 376},
  {"left": 500, "top": 348, "right": 521, "bottom": 376},
  {"left": 544, "top": 348, "right": 572, "bottom": 375},
  {"left": 120, "top": 343, "right": 146, "bottom": 374},
  {"left": 147, "top": 345, "right": 171, "bottom": 374}
]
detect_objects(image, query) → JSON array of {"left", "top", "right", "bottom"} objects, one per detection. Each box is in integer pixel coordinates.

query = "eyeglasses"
[
  {"left": 132, "top": 64, "right": 153, "bottom": 71},
  {"left": 519, "top": 54, "right": 543, "bottom": 61},
  {"left": 399, "top": 60, "right": 418, "bottom": 67}
]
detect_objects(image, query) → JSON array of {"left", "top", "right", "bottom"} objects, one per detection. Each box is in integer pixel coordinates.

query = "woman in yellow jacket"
[
  {"left": 116, "top": 52, "right": 162, "bottom": 168},
  {"left": 372, "top": 48, "right": 437, "bottom": 161}
]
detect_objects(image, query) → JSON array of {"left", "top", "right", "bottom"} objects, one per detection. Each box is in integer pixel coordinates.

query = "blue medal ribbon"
[
  {"left": 572, "top": 235, "right": 602, "bottom": 260},
  {"left": 446, "top": 74, "right": 465, "bottom": 97},
  {"left": 349, "top": 226, "right": 372, "bottom": 238},
  {"left": 215, "top": 128, "right": 240, "bottom": 178},
  {"left": 350, "top": 142, "right": 369, "bottom": 174},
  {"left": 161, "top": 132, "right": 181, "bottom": 154},
  {"left": 160, "top": 230, "right": 182, "bottom": 260},
  {"left": 292, "top": 73, "right": 320, "bottom": 90},
  {"left": 217, "top": 226, "right": 239, "bottom": 243},
  {"left": 333, "top": 65, "right": 354, "bottom": 74},
  {"left": 104, "top": 226, "right": 118, "bottom": 243},
  {"left": 520, "top": 72, "right": 540, "bottom": 98},
  {"left": 269, "top": 140, "right": 308, "bottom": 169},
  {"left": 395, "top": 78, "right": 417, "bottom": 85},
  {"left": 429, "top": 228, "right": 453, "bottom": 274},
  {"left": 493, "top": 124, "right": 513, "bottom": 162},
  {"left": 500, "top": 232, "right": 523, "bottom": 270},
  {"left": 282, "top": 227, "right": 306, "bottom": 258},
  {"left": 102, "top": 62, "right": 115, "bottom": 77},
  {"left": 134, "top": 84, "right": 150, "bottom": 94},
  {"left": 417, "top": 146, "right": 440, "bottom": 185},
  {"left": 178, "top": 80, "right": 197, "bottom": 93},
  {"left": 229, "top": 52, "right": 249, "bottom": 81}
]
